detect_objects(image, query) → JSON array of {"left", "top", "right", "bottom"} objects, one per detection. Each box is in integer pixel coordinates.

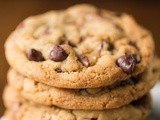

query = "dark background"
[{"left": 0, "top": 0, "right": 160, "bottom": 116}]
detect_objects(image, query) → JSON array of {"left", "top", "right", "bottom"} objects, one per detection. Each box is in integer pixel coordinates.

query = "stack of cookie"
[{"left": 3, "top": 4, "right": 160, "bottom": 120}]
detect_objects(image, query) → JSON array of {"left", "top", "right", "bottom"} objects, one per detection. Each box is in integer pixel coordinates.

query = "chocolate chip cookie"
[
  {"left": 5, "top": 4, "right": 154, "bottom": 88},
  {"left": 6, "top": 57, "right": 159, "bottom": 110},
  {"left": 3, "top": 86, "right": 151, "bottom": 120}
]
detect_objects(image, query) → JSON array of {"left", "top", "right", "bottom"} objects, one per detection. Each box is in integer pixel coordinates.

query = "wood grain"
[{"left": 0, "top": 0, "right": 160, "bottom": 116}]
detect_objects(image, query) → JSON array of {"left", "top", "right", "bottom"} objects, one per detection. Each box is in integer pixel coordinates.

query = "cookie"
[
  {"left": 3, "top": 86, "right": 151, "bottom": 120},
  {"left": 6, "top": 58, "right": 159, "bottom": 110},
  {"left": 5, "top": 4, "right": 154, "bottom": 88}
]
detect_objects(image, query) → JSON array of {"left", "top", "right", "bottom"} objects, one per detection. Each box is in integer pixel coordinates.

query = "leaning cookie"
[
  {"left": 3, "top": 86, "right": 151, "bottom": 120},
  {"left": 5, "top": 4, "right": 154, "bottom": 88},
  {"left": 7, "top": 58, "right": 159, "bottom": 110}
]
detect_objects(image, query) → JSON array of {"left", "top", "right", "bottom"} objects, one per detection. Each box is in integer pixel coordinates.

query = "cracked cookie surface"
[
  {"left": 3, "top": 86, "right": 151, "bottom": 120},
  {"left": 5, "top": 4, "right": 154, "bottom": 88},
  {"left": 6, "top": 58, "right": 160, "bottom": 110}
]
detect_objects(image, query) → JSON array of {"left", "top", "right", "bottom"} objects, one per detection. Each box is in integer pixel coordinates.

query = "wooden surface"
[{"left": 0, "top": 0, "right": 160, "bottom": 116}]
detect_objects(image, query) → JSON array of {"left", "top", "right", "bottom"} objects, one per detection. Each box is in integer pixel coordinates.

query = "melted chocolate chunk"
[
  {"left": 28, "top": 49, "right": 45, "bottom": 62},
  {"left": 55, "top": 68, "right": 62, "bottom": 73},
  {"left": 117, "top": 54, "right": 137, "bottom": 74},
  {"left": 91, "top": 118, "right": 97, "bottom": 120},
  {"left": 79, "top": 55, "right": 90, "bottom": 67},
  {"left": 49, "top": 45, "right": 68, "bottom": 62}
]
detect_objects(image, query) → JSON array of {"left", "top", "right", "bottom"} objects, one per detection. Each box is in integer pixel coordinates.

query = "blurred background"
[{"left": 0, "top": 0, "right": 160, "bottom": 116}]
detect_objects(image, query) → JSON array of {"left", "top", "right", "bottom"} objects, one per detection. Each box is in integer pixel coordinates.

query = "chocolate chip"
[
  {"left": 91, "top": 118, "right": 97, "bottom": 120},
  {"left": 79, "top": 55, "right": 90, "bottom": 67},
  {"left": 116, "top": 54, "right": 137, "bottom": 74},
  {"left": 131, "top": 95, "right": 151, "bottom": 110},
  {"left": 34, "top": 81, "right": 39, "bottom": 85},
  {"left": 49, "top": 45, "right": 68, "bottom": 62},
  {"left": 28, "top": 49, "right": 45, "bottom": 62},
  {"left": 60, "top": 40, "right": 75, "bottom": 47},
  {"left": 55, "top": 68, "right": 62, "bottom": 73}
]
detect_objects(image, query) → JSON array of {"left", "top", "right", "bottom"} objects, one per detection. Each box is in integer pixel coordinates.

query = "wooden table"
[{"left": 0, "top": 0, "right": 160, "bottom": 116}]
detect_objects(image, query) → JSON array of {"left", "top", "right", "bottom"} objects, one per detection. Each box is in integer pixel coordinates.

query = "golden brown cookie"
[
  {"left": 5, "top": 4, "right": 154, "bottom": 88},
  {"left": 3, "top": 86, "right": 151, "bottom": 120},
  {"left": 6, "top": 58, "right": 159, "bottom": 110}
]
